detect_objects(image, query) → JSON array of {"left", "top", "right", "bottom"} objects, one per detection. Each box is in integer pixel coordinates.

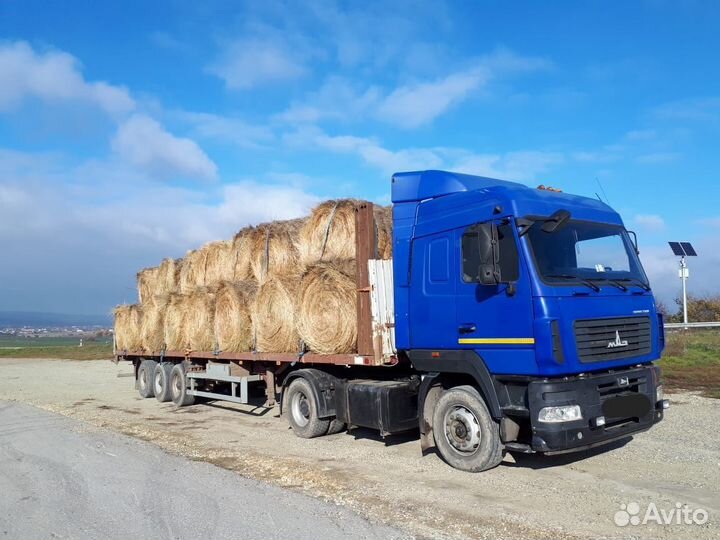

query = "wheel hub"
[
  {"left": 444, "top": 405, "right": 482, "bottom": 453},
  {"left": 291, "top": 391, "right": 311, "bottom": 427}
]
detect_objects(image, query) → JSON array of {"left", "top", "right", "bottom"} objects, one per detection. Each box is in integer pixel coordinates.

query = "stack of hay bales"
[{"left": 113, "top": 200, "right": 393, "bottom": 355}]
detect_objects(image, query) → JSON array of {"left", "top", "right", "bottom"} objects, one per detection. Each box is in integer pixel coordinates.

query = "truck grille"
[{"left": 574, "top": 316, "right": 651, "bottom": 363}]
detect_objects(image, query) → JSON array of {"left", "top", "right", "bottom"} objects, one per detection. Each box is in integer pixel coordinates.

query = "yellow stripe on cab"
[{"left": 458, "top": 337, "right": 535, "bottom": 345}]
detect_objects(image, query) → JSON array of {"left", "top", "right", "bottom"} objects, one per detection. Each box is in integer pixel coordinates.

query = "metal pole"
[{"left": 681, "top": 256, "right": 688, "bottom": 328}]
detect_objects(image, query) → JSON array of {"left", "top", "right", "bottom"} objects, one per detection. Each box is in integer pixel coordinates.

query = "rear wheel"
[
  {"left": 285, "top": 378, "right": 330, "bottom": 438},
  {"left": 154, "top": 363, "right": 173, "bottom": 403},
  {"left": 432, "top": 385, "right": 503, "bottom": 472},
  {"left": 137, "top": 359, "right": 158, "bottom": 398},
  {"left": 170, "top": 364, "right": 195, "bottom": 407}
]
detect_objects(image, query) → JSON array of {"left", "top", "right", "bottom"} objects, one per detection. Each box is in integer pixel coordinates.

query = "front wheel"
[{"left": 432, "top": 385, "right": 503, "bottom": 472}]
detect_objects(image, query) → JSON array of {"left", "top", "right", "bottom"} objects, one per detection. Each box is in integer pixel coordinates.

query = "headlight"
[
  {"left": 656, "top": 384, "right": 663, "bottom": 402},
  {"left": 538, "top": 405, "right": 583, "bottom": 423}
]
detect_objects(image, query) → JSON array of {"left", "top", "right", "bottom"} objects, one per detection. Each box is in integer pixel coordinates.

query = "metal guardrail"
[{"left": 664, "top": 322, "right": 720, "bottom": 329}]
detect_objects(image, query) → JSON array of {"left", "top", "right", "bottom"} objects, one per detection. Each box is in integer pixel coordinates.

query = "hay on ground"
[
  {"left": 249, "top": 219, "right": 304, "bottom": 282},
  {"left": 137, "top": 267, "right": 160, "bottom": 304},
  {"left": 163, "top": 293, "right": 189, "bottom": 351},
  {"left": 184, "top": 287, "right": 217, "bottom": 352},
  {"left": 114, "top": 304, "right": 143, "bottom": 351},
  {"left": 296, "top": 260, "right": 357, "bottom": 354},
  {"left": 230, "top": 227, "right": 255, "bottom": 282},
  {"left": 140, "top": 295, "right": 169, "bottom": 352},
  {"left": 214, "top": 281, "right": 257, "bottom": 352},
  {"left": 179, "top": 248, "right": 209, "bottom": 294},
  {"left": 253, "top": 272, "right": 302, "bottom": 352},
  {"left": 204, "top": 240, "right": 234, "bottom": 286},
  {"left": 156, "top": 258, "right": 181, "bottom": 296}
]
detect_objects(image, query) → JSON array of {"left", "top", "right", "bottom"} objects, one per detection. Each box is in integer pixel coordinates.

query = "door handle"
[{"left": 458, "top": 323, "right": 477, "bottom": 334}]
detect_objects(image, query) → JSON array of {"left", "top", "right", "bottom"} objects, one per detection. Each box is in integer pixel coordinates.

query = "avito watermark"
[{"left": 614, "top": 501, "right": 709, "bottom": 527}]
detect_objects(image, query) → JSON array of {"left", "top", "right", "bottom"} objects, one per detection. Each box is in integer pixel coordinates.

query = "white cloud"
[
  {"left": 0, "top": 41, "right": 135, "bottom": 116},
  {"left": 176, "top": 110, "right": 274, "bottom": 149},
  {"left": 634, "top": 214, "right": 666, "bottom": 231},
  {"left": 453, "top": 151, "right": 563, "bottom": 182},
  {"left": 653, "top": 97, "right": 720, "bottom": 122},
  {"left": 209, "top": 38, "right": 306, "bottom": 90},
  {"left": 112, "top": 114, "right": 218, "bottom": 181},
  {"left": 635, "top": 152, "right": 681, "bottom": 164}
]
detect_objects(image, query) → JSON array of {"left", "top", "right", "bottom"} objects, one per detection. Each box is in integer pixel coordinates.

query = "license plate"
[{"left": 602, "top": 394, "right": 651, "bottom": 419}]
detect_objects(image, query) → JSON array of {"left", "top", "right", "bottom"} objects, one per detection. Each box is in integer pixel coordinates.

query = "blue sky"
[{"left": 1, "top": 0, "right": 719, "bottom": 315}]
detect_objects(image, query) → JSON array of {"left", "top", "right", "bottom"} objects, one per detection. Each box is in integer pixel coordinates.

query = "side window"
[{"left": 461, "top": 220, "right": 519, "bottom": 283}]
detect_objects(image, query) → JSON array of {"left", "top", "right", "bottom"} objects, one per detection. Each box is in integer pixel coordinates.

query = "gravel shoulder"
[{"left": 1, "top": 357, "right": 718, "bottom": 539}]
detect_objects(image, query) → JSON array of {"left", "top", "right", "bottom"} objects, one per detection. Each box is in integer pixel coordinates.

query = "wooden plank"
[{"left": 355, "top": 202, "right": 375, "bottom": 356}]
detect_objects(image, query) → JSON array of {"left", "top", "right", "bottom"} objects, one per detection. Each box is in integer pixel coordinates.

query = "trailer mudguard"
[
  {"left": 280, "top": 368, "right": 339, "bottom": 419},
  {"left": 408, "top": 350, "right": 502, "bottom": 419}
]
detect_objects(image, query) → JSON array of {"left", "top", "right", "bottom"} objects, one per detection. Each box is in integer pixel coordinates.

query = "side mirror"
[
  {"left": 627, "top": 230, "right": 639, "bottom": 254},
  {"left": 478, "top": 263, "right": 498, "bottom": 285},
  {"left": 477, "top": 222, "right": 500, "bottom": 285}
]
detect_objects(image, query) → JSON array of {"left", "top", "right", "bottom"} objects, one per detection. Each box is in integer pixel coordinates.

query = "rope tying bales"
[
  {"left": 249, "top": 219, "right": 304, "bottom": 282},
  {"left": 296, "top": 260, "right": 357, "bottom": 354}
]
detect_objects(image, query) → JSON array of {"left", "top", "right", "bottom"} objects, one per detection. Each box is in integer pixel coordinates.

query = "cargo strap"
[{"left": 320, "top": 202, "right": 339, "bottom": 261}]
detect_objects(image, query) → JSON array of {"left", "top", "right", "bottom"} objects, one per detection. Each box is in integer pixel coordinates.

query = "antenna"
[
  {"left": 595, "top": 177, "right": 610, "bottom": 205},
  {"left": 668, "top": 242, "right": 698, "bottom": 328}
]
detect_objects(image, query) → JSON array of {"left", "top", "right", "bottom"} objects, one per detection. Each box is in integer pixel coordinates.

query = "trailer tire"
[
  {"left": 170, "top": 364, "right": 195, "bottom": 407},
  {"left": 432, "top": 385, "right": 503, "bottom": 472},
  {"left": 154, "top": 363, "right": 173, "bottom": 403},
  {"left": 137, "top": 359, "right": 158, "bottom": 398},
  {"left": 285, "top": 378, "right": 330, "bottom": 438},
  {"left": 326, "top": 418, "right": 346, "bottom": 435}
]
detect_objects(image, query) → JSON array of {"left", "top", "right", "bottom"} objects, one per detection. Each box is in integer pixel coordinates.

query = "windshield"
[{"left": 525, "top": 219, "right": 649, "bottom": 286}]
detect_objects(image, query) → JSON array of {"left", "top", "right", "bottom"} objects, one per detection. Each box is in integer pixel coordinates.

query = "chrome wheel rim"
[
  {"left": 154, "top": 370, "right": 163, "bottom": 395},
  {"left": 290, "top": 390, "right": 311, "bottom": 427},
  {"left": 444, "top": 405, "right": 482, "bottom": 454}
]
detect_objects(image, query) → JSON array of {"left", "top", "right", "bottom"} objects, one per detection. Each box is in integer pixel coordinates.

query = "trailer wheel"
[
  {"left": 154, "top": 363, "right": 173, "bottom": 403},
  {"left": 326, "top": 418, "right": 346, "bottom": 435},
  {"left": 285, "top": 378, "right": 330, "bottom": 438},
  {"left": 170, "top": 364, "right": 195, "bottom": 407},
  {"left": 432, "top": 385, "right": 503, "bottom": 472},
  {"left": 137, "top": 359, "right": 158, "bottom": 398}
]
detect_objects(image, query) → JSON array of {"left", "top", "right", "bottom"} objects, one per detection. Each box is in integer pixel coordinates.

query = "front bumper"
[{"left": 528, "top": 365, "right": 664, "bottom": 454}]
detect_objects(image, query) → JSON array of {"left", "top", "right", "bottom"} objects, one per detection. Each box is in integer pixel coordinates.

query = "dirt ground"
[{"left": 1, "top": 358, "right": 717, "bottom": 540}]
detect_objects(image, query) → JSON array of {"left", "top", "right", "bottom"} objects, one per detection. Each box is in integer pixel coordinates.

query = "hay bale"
[
  {"left": 114, "top": 304, "right": 143, "bottom": 351},
  {"left": 296, "top": 260, "right": 357, "bottom": 354},
  {"left": 156, "top": 258, "right": 181, "bottom": 296},
  {"left": 230, "top": 227, "right": 255, "bottom": 282},
  {"left": 163, "top": 293, "right": 189, "bottom": 350},
  {"left": 179, "top": 248, "right": 209, "bottom": 293},
  {"left": 137, "top": 266, "right": 160, "bottom": 304},
  {"left": 374, "top": 205, "right": 393, "bottom": 259},
  {"left": 249, "top": 219, "right": 304, "bottom": 282},
  {"left": 140, "top": 295, "right": 168, "bottom": 352},
  {"left": 253, "top": 272, "right": 302, "bottom": 352},
  {"left": 214, "top": 281, "right": 257, "bottom": 352},
  {"left": 204, "top": 240, "right": 234, "bottom": 286},
  {"left": 184, "top": 287, "right": 217, "bottom": 352}
]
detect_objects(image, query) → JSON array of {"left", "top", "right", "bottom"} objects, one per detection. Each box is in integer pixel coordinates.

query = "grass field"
[
  {"left": 0, "top": 336, "right": 112, "bottom": 360},
  {"left": 660, "top": 330, "right": 720, "bottom": 398}
]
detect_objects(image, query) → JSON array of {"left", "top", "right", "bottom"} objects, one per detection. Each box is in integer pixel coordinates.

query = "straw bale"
[{"left": 214, "top": 281, "right": 257, "bottom": 352}]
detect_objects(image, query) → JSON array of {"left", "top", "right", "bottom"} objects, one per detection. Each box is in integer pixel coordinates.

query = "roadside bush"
[{"left": 664, "top": 294, "right": 720, "bottom": 323}]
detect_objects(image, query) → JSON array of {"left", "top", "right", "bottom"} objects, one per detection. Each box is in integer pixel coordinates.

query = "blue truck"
[{"left": 118, "top": 169, "right": 668, "bottom": 472}]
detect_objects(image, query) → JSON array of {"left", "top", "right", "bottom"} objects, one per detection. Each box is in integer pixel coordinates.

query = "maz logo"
[{"left": 607, "top": 331, "right": 629, "bottom": 348}]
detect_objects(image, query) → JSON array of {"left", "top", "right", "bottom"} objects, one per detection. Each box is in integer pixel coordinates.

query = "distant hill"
[{"left": 0, "top": 311, "right": 112, "bottom": 327}]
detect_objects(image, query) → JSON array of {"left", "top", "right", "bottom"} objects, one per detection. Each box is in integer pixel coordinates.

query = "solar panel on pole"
[
  {"left": 680, "top": 242, "right": 697, "bottom": 256},
  {"left": 668, "top": 242, "right": 685, "bottom": 256}
]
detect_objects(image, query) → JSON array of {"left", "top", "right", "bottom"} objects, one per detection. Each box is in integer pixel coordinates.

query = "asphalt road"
[{"left": 0, "top": 401, "right": 408, "bottom": 540}]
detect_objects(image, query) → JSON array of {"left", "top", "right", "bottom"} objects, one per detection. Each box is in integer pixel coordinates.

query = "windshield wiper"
[
  {"left": 545, "top": 274, "right": 601, "bottom": 292},
  {"left": 588, "top": 278, "right": 628, "bottom": 291},
  {"left": 615, "top": 278, "right": 651, "bottom": 291}
]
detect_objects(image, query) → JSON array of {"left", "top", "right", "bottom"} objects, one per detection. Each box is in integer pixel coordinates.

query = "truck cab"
[{"left": 392, "top": 170, "right": 667, "bottom": 470}]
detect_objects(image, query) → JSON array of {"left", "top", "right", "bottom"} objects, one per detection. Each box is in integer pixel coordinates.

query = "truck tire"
[
  {"left": 154, "top": 363, "right": 173, "bottom": 403},
  {"left": 170, "top": 364, "right": 195, "bottom": 407},
  {"left": 326, "top": 418, "right": 346, "bottom": 435},
  {"left": 137, "top": 359, "right": 158, "bottom": 398},
  {"left": 432, "top": 385, "right": 503, "bottom": 472},
  {"left": 285, "top": 378, "right": 330, "bottom": 438}
]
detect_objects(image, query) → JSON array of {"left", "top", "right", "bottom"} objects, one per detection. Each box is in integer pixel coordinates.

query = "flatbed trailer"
[{"left": 115, "top": 171, "right": 668, "bottom": 472}]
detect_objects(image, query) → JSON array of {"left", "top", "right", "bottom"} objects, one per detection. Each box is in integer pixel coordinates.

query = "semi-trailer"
[{"left": 115, "top": 170, "right": 668, "bottom": 472}]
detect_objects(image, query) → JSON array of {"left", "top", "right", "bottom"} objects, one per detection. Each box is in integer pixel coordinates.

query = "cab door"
[{"left": 455, "top": 219, "right": 537, "bottom": 374}]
